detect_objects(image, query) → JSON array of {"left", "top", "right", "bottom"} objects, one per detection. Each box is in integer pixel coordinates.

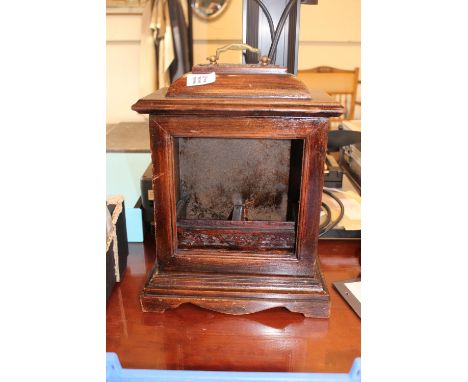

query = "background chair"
[{"left": 298, "top": 66, "right": 360, "bottom": 125}]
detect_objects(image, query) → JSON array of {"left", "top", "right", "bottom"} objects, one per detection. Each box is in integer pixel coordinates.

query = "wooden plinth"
[{"left": 140, "top": 261, "right": 330, "bottom": 318}]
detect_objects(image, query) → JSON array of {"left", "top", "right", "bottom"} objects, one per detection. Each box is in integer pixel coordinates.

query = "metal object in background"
[
  {"left": 207, "top": 43, "right": 262, "bottom": 64},
  {"left": 327, "top": 130, "right": 361, "bottom": 153},
  {"left": 324, "top": 154, "right": 343, "bottom": 188},
  {"left": 243, "top": 0, "right": 318, "bottom": 74},
  {"left": 338, "top": 121, "right": 361, "bottom": 186},
  {"left": 341, "top": 143, "right": 361, "bottom": 183},
  {"left": 191, "top": 0, "right": 230, "bottom": 20}
]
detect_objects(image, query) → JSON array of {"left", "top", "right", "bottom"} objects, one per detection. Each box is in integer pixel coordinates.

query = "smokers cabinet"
[{"left": 132, "top": 61, "right": 343, "bottom": 317}]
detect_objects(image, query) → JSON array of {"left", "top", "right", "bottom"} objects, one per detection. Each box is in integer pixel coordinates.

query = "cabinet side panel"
[
  {"left": 295, "top": 119, "right": 328, "bottom": 272},
  {"left": 150, "top": 117, "right": 177, "bottom": 268}
]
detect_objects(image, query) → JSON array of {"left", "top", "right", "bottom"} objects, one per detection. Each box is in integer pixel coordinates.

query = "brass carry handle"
[{"left": 206, "top": 43, "right": 269, "bottom": 65}]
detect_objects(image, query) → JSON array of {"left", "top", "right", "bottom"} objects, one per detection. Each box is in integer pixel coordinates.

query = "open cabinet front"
[
  {"left": 151, "top": 115, "right": 327, "bottom": 278},
  {"left": 132, "top": 65, "right": 343, "bottom": 317}
]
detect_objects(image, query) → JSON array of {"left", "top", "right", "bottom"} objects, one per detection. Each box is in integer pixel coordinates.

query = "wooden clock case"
[{"left": 132, "top": 64, "right": 343, "bottom": 317}]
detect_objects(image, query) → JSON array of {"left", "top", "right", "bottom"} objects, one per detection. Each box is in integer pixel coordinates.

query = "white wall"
[
  {"left": 191, "top": 1, "right": 243, "bottom": 65},
  {"left": 106, "top": 13, "right": 145, "bottom": 123},
  {"left": 298, "top": 0, "right": 360, "bottom": 70}
]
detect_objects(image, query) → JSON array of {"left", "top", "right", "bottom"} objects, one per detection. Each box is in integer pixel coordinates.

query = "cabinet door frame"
[{"left": 149, "top": 115, "right": 328, "bottom": 277}]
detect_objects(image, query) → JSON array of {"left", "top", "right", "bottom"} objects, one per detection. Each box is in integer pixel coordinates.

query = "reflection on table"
[{"left": 107, "top": 239, "right": 361, "bottom": 373}]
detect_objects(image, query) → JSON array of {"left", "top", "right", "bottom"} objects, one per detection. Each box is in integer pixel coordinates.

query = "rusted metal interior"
[{"left": 175, "top": 137, "right": 304, "bottom": 252}]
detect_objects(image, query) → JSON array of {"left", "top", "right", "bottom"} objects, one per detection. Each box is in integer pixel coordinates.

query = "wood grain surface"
[
  {"left": 166, "top": 73, "right": 311, "bottom": 99},
  {"left": 132, "top": 88, "right": 343, "bottom": 117},
  {"left": 106, "top": 238, "right": 361, "bottom": 373}
]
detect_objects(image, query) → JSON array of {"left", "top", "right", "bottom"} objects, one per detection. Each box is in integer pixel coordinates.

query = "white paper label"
[{"left": 186, "top": 72, "right": 216, "bottom": 87}]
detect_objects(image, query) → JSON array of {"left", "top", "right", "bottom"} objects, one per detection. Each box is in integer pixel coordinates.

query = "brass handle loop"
[{"left": 206, "top": 43, "right": 269, "bottom": 65}]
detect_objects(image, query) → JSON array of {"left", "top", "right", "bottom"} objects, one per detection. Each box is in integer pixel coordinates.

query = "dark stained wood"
[
  {"left": 132, "top": 88, "right": 343, "bottom": 117},
  {"left": 178, "top": 219, "right": 295, "bottom": 229},
  {"left": 287, "top": 140, "right": 304, "bottom": 220},
  {"left": 166, "top": 73, "right": 310, "bottom": 99},
  {"left": 177, "top": 219, "right": 295, "bottom": 251},
  {"left": 177, "top": 229, "right": 294, "bottom": 251},
  {"left": 133, "top": 69, "right": 343, "bottom": 317},
  {"left": 106, "top": 239, "right": 361, "bottom": 372},
  {"left": 141, "top": 262, "right": 330, "bottom": 318}
]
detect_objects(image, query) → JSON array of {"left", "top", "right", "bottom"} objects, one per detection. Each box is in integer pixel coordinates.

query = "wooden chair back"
[{"left": 298, "top": 66, "right": 360, "bottom": 122}]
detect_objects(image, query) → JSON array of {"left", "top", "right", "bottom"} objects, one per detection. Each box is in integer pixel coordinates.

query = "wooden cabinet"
[{"left": 132, "top": 64, "right": 342, "bottom": 317}]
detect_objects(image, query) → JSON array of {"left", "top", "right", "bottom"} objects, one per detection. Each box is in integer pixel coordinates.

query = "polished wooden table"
[{"left": 106, "top": 238, "right": 360, "bottom": 373}]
